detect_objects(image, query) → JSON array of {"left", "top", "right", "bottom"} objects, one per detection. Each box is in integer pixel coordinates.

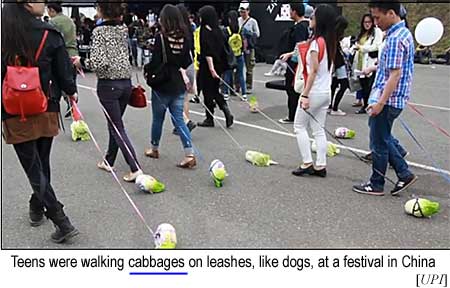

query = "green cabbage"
[
  {"left": 404, "top": 198, "right": 440, "bottom": 217},
  {"left": 71, "top": 120, "right": 91, "bottom": 141}
]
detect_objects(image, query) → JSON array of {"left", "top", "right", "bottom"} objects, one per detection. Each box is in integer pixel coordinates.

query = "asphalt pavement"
[{"left": 1, "top": 63, "right": 449, "bottom": 249}]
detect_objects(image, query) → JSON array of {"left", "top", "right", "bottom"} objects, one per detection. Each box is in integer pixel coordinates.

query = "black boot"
[
  {"left": 29, "top": 195, "right": 45, "bottom": 227},
  {"left": 198, "top": 109, "right": 214, "bottom": 127},
  {"left": 220, "top": 104, "right": 234, "bottom": 128},
  {"left": 46, "top": 203, "right": 79, "bottom": 243}
]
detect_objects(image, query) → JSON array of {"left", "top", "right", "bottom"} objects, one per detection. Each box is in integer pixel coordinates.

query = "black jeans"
[
  {"left": 359, "top": 75, "right": 375, "bottom": 109},
  {"left": 13, "top": 137, "right": 60, "bottom": 210},
  {"left": 97, "top": 79, "right": 140, "bottom": 172},
  {"left": 199, "top": 66, "right": 226, "bottom": 118},
  {"left": 330, "top": 77, "right": 349, "bottom": 111},
  {"left": 285, "top": 60, "right": 299, "bottom": 121}
]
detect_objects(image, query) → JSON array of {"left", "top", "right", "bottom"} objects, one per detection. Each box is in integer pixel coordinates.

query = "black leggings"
[
  {"left": 330, "top": 77, "right": 349, "bottom": 111},
  {"left": 360, "top": 75, "right": 376, "bottom": 109},
  {"left": 13, "top": 137, "right": 60, "bottom": 210}
]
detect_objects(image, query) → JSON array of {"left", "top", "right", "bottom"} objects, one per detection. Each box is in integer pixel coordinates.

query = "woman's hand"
[
  {"left": 300, "top": 96, "right": 310, "bottom": 110},
  {"left": 71, "top": 56, "right": 82, "bottom": 69},
  {"left": 68, "top": 93, "right": 78, "bottom": 103}
]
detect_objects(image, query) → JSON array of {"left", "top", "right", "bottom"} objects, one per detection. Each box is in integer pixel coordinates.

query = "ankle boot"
[
  {"left": 29, "top": 195, "right": 45, "bottom": 227},
  {"left": 220, "top": 104, "right": 234, "bottom": 128},
  {"left": 46, "top": 203, "right": 79, "bottom": 243},
  {"left": 198, "top": 109, "right": 214, "bottom": 127}
]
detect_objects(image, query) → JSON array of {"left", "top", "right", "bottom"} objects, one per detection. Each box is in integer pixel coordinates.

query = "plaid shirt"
[{"left": 373, "top": 21, "right": 414, "bottom": 109}]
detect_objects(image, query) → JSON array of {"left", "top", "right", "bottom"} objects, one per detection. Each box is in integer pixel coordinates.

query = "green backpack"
[{"left": 227, "top": 27, "right": 243, "bottom": 57}]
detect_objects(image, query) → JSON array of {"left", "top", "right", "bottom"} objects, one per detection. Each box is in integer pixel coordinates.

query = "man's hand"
[
  {"left": 280, "top": 52, "right": 292, "bottom": 62},
  {"left": 210, "top": 69, "right": 219, "bottom": 79},
  {"left": 367, "top": 102, "right": 384, "bottom": 116}
]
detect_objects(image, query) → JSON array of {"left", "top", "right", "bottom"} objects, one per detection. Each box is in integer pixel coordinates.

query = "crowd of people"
[{"left": 2, "top": 0, "right": 421, "bottom": 244}]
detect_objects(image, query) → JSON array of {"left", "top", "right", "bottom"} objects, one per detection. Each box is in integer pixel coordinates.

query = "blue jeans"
[
  {"left": 369, "top": 105, "right": 413, "bottom": 190},
  {"left": 151, "top": 90, "right": 193, "bottom": 156},
  {"left": 224, "top": 54, "right": 246, "bottom": 95}
]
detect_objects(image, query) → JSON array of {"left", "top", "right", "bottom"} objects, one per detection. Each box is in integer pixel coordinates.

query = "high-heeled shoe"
[
  {"left": 144, "top": 148, "right": 159, "bottom": 159},
  {"left": 176, "top": 155, "right": 196, "bottom": 169},
  {"left": 123, "top": 169, "right": 143, "bottom": 182}
]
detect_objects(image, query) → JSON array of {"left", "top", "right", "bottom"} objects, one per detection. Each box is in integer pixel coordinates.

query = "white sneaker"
[
  {"left": 223, "top": 94, "right": 230, "bottom": 101},
  {"left": 330, "top": 110, "right": 347, "bottom": 116},
  {"left": 242, "top": 94, "right": 248, "bottom": 101}
]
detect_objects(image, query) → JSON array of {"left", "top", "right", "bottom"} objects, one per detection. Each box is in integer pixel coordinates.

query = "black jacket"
[{"left": 1, "top": 18, "right": 77, "bottom": 120}]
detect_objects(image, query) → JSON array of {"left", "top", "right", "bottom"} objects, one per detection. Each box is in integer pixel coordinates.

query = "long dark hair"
[
  {"left": 176, "top": 4, "right": 192, "bottom": 36},
  {"left": 227, "top": 10, "right": 239, "bottom": 34},
  {"left": 357, "top": 13, "right": 375, "bottom": 41},
  {"left": 335, "top": 15, "right": 349, "bottom": 41},
  {"left": 159, "top": 4, "right": 187, "bottom": 38},
  {"left": 199, "top": 5, "right": 219, "bottom": 30},
  {"left": 1, "top": 3, "right": 36, "bottom": 65},
  {"left": 312, "top": 4, "right": 337, "bottom": 70}
]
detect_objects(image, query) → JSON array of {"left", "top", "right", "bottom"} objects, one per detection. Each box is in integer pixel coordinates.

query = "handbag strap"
[
  {"left": 35, "top": 30, "right": 49, "bottom": 62},
  {"left": 160, "top": 34, "right": 167, "bottom": 64}
]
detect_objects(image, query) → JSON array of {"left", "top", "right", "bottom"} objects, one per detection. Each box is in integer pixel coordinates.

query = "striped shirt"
[{"left": 372, "top": 21, "right": 414, "bottom": 109}]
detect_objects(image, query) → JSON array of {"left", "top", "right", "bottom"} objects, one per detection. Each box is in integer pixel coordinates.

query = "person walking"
[
  {"left": 353, "top": 0, "right": 417, "bottom": 196},
  {"left": 197, "top": 5, "right": 234, "bottom": 128},
  {"left": 238, "top": 2, "right": 260, "bottom": 95},
  {"left": 143, "top": 4, "right": 196, "bottom": 169},
  {"left": 78, "top": 2, "right": 143, "bottom": 182},
  {"left": 329, "top": 15, "right": 350, "bottom": 116},
  {"left": 292, "top": 4, "right": 337, "bottom": 178},
  {"left": 278, "top": 3, "right": 310, "bottom": 124},
  {"left": 2, "top": 2, "right": 79, "bottom": 243},
  {"left": 223, "top": 10, "right": 247, "bottom": 101},
  {"left": 47, "top": 2, "right": 79, "bottom": 119},
  {"left": 353, "top": 13, "right": 383, "bottom": 114}
]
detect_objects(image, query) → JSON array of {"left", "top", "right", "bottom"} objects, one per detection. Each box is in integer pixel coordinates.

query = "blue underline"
[{"left": 129, "top": 272, "right": 188, "bottom": 276}]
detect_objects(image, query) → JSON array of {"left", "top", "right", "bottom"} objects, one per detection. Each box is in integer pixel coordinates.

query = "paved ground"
[{"left": 2, "top": 63, "right": 449, "bottom": 249}]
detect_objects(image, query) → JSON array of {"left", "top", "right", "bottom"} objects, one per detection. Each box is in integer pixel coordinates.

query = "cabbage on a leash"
[
  {"left": 334, "top": 127, "right": 356, "bottom": 139},
  {"left": 136, "top": 174, "right": 165, "bottom": 193},
  {"left": 154, "top": 223, "right": 177, "bottom": 249},
  {"left": 209, "top": 159, "right": 227, "bottom": 188},
  {"left": 71, "top": 120, "right": 91, "bottom": 141},
  {"left": 245, "top": 150, "right": 278, "bottom": 167},
  {"left": 311, "top": 140, "right": 340, "bottom": 157},
  {"left": 404, "top": 198, "right": 440, "bottom": 218},
  {"left": 248, "top": 96, "right": 259, "bottom": 113}
]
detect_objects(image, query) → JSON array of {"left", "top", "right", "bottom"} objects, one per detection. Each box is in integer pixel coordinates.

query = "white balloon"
[{"left": 415, "top": 17, "right": 444, "bottom": 46}]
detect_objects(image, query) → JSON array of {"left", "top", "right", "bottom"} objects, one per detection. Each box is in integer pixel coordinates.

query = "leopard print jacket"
[{"left": 85, "top": 22, "right": 131, "bottom": 80}]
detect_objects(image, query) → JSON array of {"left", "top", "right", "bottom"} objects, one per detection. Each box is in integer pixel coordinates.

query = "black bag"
[
  {"left": 223, "top": 35, "right": 237, "bottom": 70},
  {"left": 144, "top": 34, "right": 171, "bottom": 88},
  {"left": 368, "top": 50, "right": 379, "bottom": 59}
]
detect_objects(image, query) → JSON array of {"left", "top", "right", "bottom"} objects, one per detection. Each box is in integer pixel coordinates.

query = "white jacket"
[{"left": 352, "top": 27, "right": 383, "bottom": 78}]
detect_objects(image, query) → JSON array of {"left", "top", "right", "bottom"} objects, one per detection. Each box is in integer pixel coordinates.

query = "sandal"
[
  {"left": 176, "top": 155, "right": 196, "bottom": 169},
  {"left": 97, "top": 161, "right": 113, "bottom": 173},
  {"left": 144, "top": 148, "right": 159, "bottom": 159},
  {"left": 123, "top": 169, "right": 143, "bottom": 182}
]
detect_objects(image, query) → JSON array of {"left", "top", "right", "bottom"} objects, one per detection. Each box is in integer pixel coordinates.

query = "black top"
[
  {"left": 199, "top": 26, "right": 226, "bottom": 73},
  {"left": 146, "top": 32, "right": 192, "bottom": 95},
  {"left": 1, "top": 18, "right": 77, "bottom": 120},
  {"left": 335, "top": 41, "right": 345, "bottom": 69},
  {"left": 286, "top": 20, "right": 309, "bottom": 52}
]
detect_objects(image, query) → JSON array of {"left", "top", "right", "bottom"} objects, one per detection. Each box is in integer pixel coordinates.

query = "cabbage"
[
  {"left": 245, "top": 150, "right": 278, "bottom": 167},
  {"left": 154, "top": 223, "right": 177, "bottom": 249},
  {"left": 248, "top": 96, "right": 259, "bottom": 113},
  {"left": 334, "top": 127, "right": 356, "bottom": 139},
  {"left": 209, "top": 160, "right": 227, "bottom": 188},
  {"left": 311, "top": 140, "right": 340, "bottom": 157},
  {"left": 70, "top": 120, "right": 91, "bottom": 141},
  {"left": 136, "top": 174, "right": 165, "bottom": 193},
  {"left": 404, "top": 198, "right": 440, "bottom": 218}
]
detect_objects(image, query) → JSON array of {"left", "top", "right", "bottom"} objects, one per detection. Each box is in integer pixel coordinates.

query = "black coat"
[{"left": 1, "top": 18, "right": 77, "bottom": 120}]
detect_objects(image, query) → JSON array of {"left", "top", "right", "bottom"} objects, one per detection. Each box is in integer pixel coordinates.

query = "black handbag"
[
  {"left": 368, "top": 50, "right": 379, "bottom": 59},
  {"left": 223, "top": 40, "right": 237, "bottom": 70},
  {"left": 144, "top": 34, "right": 171, "bottom": 88}
]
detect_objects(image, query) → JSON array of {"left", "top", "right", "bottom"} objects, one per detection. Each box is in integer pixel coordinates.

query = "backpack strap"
[
  {"left": 316, "top": 36, "right": 326, "bottom": 63},
  {"left": 297, "top": 37, "right": 327, "bottom": 84},
  {"left": 35, "top": 30, "right": 49, "bottom": 62}
]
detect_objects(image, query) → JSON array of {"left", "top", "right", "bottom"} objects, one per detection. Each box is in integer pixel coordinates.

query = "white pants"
[
  {"left": 137, "top": 46, "right": 143, "bottom": 67},
  {"left": 293, "top": 91, "right": 329, "bottom": 166}
]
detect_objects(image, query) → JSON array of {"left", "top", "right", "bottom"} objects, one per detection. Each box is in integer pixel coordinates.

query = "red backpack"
[
  {"left": 2, "top": 30, "right": 49, "bottom": 122},
  {"left": 296, "top": 37, "right": 326, "bottom": 84}
]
